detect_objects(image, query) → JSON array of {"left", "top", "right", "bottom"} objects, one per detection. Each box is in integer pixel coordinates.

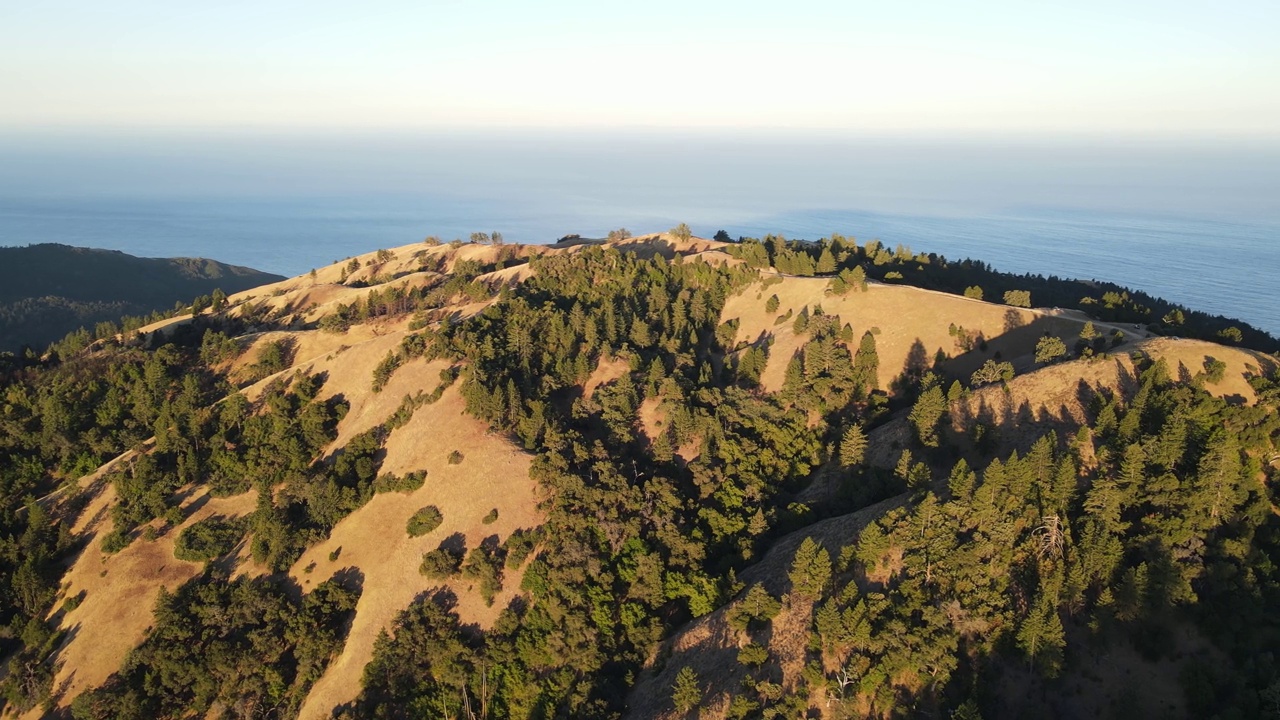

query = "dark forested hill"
[{"left": 0, "top": 243, "right": 283, "bottom": 351}]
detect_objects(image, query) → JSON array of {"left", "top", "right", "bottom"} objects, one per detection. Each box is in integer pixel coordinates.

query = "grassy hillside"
[
  {"left": 0, "top": 232, "right": 1276, "bottom": 720},
  {"left": 0, "top": 243, "right": 283, "bottom": 351}
]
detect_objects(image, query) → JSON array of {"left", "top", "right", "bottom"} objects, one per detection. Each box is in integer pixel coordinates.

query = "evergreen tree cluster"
[
  {"left": 73, "top": 573, "right": 360, "bottom": 719},
  {"left": 785, "top": 358, "right": 1280, "bottom": 717}
]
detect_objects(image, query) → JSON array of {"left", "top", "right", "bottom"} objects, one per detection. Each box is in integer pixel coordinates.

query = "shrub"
[
  {"left": 1203, "top": 358, "right": 1227, "bottom": 383},
  {"left": 375, "top": 470, "right": 427, "bottom": 494},
  {"left": 174, "top": 517, "right": 247, "bottom": 563},
  {"left": 248, "top": 338, "right": 295, "bottom": 380},
  {"left": 482, "top": 508, "right": 498, "bottom": 525},
  {"left": 420, "top": 546, "right": 463, "bottom": 578},
  {"left": 503, "top": 528, "right": 541, "bottom": 569},
  {"left": 101, "top": 528, "right": 131, "bottom": 554},
  {"left": 406, "top": 506, "right": 444, "bottom": 537},
  {"left": 371, "top": 351, "right": 403, "bottom": 393},
  {"left": 971, "top": 359, "right": 1015, "bottom": 387},
  {"left": 447, "top": 450, "right": 464, "bottom": 465},
  {"left": 1035, "top": 335, "right": 1068, "bottom": 365},
  {"left": 1218, "top": 326, "right": 1243, "bottom": 344},
  {"left": 738, "top": 643, "right": 768, "bottom": 667},
  {"left": 462, "top": 547, "right": 504, "bottom": 605},
  {"left": 671, "top": 666, "right": 702, "bottom": 713}
]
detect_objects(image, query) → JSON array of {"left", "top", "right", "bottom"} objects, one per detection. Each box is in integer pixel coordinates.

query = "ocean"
[{"left": 1, "top": 131, "right": 1277, "bottom": 336}]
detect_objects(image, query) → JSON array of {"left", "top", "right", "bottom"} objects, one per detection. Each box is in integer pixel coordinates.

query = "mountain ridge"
[{"left": 2, "top": 232, "right": 1276, "bottom": 719}]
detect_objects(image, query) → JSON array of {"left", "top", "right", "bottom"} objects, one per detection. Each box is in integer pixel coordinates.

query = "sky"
[{"left": 1, "top": 0, "right": 1277, "bottom": 134}]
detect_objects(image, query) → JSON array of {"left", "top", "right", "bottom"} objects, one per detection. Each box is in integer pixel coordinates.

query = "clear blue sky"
[{"left": 1, "top": 0, "right": 1276, "bottom": 134}]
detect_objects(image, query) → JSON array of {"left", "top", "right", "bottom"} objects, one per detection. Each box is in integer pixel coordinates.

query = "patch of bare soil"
[
  {"left": 637, "top": 397, "right": 667, "bottom": 442},
  {"left": 583, "top": 355, "right": 632, "bottom": 398}
]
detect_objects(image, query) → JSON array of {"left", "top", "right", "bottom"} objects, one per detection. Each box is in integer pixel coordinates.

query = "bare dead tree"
[
  {"left": 833, "top": 662, "right": 857, "bottom": 698},
  {"left": 1033, "top": 515, "right": 1064, "bottom": 559}
]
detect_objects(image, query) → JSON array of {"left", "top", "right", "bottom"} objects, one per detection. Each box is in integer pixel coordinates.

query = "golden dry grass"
[
  {"left": 226, "top": 321, "right": 393, "bottom": 386},
  {"left": 721, "top": 275, "right": 1149, "bottom": 396},
  {"left": 637, "top": 396, "right": 667, "bottom": 442},
  {"left": 686, "top": 249, "right": 743, "bottom": 266},
  {"left": 292, "top": 382, "right": 539, "bottom": 719},
  {"left": 241, "top": 272, "right": 444, "bottom": 325},
  {"left": 583, "top": 355, "right": 631, "bottom": 398},
  {"left": 42, "top": 486, "right": 258, "bottom": 712},
  {"left": 476, "top": 263, "right": 536, "bottom": 286},
  {"left": 47, "top": 326, "right": 540, "bottom": 715},
  {"left": 1142, "top": 336, "right": 1276, "bottom": 402},
  {"left": 40, "top": 258, "right": 525, "bottom": 712}
]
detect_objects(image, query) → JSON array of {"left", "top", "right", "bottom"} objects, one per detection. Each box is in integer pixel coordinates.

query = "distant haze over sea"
[{"left": 1, "top": 130, "right": 1277, "bottom": 335}]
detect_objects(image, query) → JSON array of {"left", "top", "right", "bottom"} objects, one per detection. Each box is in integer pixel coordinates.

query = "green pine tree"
[
  {"left": 671, "top": 666, "right": 702, "bottom": 713},
  {"left": 840, "top": 424, "right": 867, "bottom": 467}
]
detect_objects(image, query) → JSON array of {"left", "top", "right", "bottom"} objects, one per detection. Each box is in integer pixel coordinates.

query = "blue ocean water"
[
  {"left": 0, "top": 132, "right": 1276, "bottom": 336},
  {"left": 729, "top": 208, "right": 1280, "bottom": 337}
]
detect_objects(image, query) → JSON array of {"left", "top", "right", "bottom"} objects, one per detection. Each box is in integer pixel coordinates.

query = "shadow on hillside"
[
  {"left": 168, "top": 484, "right": 212, "bottom": 525},
  {"left": 437, "top": 532, "right": 468, "bottom": 556},
  {"left": 610, "top": 237, "right": 680, "bottom": 259},
  {"left": 211, "top": 529, "right": 254, "bottom": 579},
  {"left": 1004, "top": 307, "right": 1025, "bottom": 333},
  {"left": 875, "top": 313, "right": 1130, "bottom": 431},
  {"left": 330, "top": 566, "right": 365, "bottom": 595},
  {"left": 942, "top": 354, "right": 1142, "bottom": 463},
  {"left": 942, "top": 313, "right": 1071, "bottom": 383}
]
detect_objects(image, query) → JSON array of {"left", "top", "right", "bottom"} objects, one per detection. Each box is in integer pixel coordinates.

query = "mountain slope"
[
  {"left": 0, "top": 243, "right": 283, "bottom": 351},
  {"left": 2, "top": 232, "right": 1276, "bottom": 720}
]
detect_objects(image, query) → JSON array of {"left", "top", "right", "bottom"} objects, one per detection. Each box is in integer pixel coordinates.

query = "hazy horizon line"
[{"left": 3, "top": 125, "right": 1279, "bottom": 146}]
